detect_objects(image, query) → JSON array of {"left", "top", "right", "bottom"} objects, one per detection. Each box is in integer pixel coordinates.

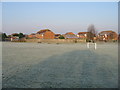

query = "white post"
[
  {"left": 11, "top": 38, "right": 13, "bottom": 41},
  {"left": 87, "top": 43, "right": 89, "bottom": 48},
  {"left": 95, "top": 43, "right": 97, "bottom": 50}
]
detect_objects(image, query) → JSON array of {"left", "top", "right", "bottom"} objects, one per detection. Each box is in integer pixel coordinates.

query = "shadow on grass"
[{"left": 2, "top": 50, "right": 118, "bottom": 88}]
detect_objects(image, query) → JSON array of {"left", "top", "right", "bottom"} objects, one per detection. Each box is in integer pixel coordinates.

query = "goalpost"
[{"left": 87, "top": 43, "right": 97, "bottom": 50}]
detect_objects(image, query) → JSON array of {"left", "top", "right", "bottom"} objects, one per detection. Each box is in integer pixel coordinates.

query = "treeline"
[
  {"left": 0, "top": 32, "right": 25, "bottom": 41},
  {"left": 0, "top": 33, "right": 8, "bottom": 41}
]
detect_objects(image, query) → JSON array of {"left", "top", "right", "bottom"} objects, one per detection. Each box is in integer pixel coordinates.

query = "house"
[
  {"left": 77, "top": 32, "right": 88, "bottom": 39},
  {"left": 10, "top": 33, "right": 19, "bottom": 41},
  {"left": 98, "top": 30, "right": 118, "bottom": 41},
  {"left": 64, "top": 32, "right": 78, "bottom": 39},
  {"left": 11, "top": 33, "right": 19, "bottom": 37},
  {"left": 11, "top": 33, "right": 19, "bottom": 39},
  {"left": 36, "top": 29, "right": 55, "bottom": 39},
  {"left": 54, "top": 34, "right": 61, "bottom": 39},
  {"left": 27, "top": 33, "right": 36, "bottom": 39}
]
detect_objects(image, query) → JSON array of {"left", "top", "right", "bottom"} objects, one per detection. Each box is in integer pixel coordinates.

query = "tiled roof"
[
  {"left": 99, "top": 31, "right": 116, "bottom": 35},
  {"left": 65, "top": 34, "right": 78, "bottom": 38},
  {"left": 65, "top": 32, "right": 75, "bottom": 35},
  {"left": 37, "top": 29, "right": 51, "bottom": 34},
  {"left": 78, "top": 32, "right": 88, "bottom": 34},
  {"left": 12, "top": 33, "right": 19, "bottom": 35},
  {"left": 55, "top": 34, "right": 61, "bottom": 36}
]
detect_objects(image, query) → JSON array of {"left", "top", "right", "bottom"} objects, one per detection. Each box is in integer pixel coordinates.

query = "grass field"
[{"left": 2, "top": 42, "right": 118, "bottom": 88}]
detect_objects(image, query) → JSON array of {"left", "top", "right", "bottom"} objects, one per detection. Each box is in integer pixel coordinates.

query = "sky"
[{"left": 2, "top": 2, "right": 118, "bottom": 35}]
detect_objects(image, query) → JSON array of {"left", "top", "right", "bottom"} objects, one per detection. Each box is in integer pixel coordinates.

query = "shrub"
[{"left": 59, "top": 35, "right": 65, "bottom": 39}]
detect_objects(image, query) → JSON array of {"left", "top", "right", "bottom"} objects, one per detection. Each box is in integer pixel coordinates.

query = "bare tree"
[{"left": 87, "top": 24, "right": 97, "bottom": 42}]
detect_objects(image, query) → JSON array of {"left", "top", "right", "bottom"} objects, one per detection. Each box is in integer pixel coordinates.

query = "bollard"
[
  {"left": 87, "top": 43, "right": 89, "bottom": 48},
  {"left": 95, "top": 43, "right": 97, "bottom": 50}
]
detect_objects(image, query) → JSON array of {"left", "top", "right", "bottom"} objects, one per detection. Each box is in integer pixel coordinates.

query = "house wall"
[
  {"left": 98, "top": 31, "right": 118, "bottom": 41},
  {"left": 44, "top": 31, "right": 55, "bottom": 39},
  {"left": 28, "top": 35, "right": 36, "bottom": 38},
  {"left": 79, "top": 34, "right": 87, "bottom": 39},
  {"left": 36, "top": 34, "right": 43, "bottom": 39},
  {"left": 64, "top": 34, "right": 77, "bottom": 39},
  {"left": 112, "top": 32, "right": 118, "bottom": 40},
  {"left": 35, "top": 31, "right": 55, "bottom": 39}
]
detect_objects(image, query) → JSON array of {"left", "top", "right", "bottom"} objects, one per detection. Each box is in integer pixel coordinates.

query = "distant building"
[
  {"left": 27, "top": 33, "right": 36, "bottom": 39},
  {"left": 10, "top": 33, "right": 26, "bottom": 41},
  {"left": 64, "top": 32, "right": 78, "bottom": 39},
  {"left": 36, "top": 29, "right": 55, "bottom": 39},
  {"left": 98, "top": 30, "right": 118, "bottom": 41},
  {"left": 54, "top": 34, "right": 61, "bottom": 39},
  {"left": 11, "top": 33, "right": 19, "bottom": 40},
  {"left": 24, "top": 34, "right": 28, "bottom": 38},
  {"left": 77, "top": 32, "right": 88, "bottom": 39},
  {"left": 12, "top": 33, "right": 19, "bottom": 36}
]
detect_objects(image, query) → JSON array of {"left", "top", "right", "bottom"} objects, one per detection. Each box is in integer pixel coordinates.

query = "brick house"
[
  {"left": 27, "top": 33, "right": 36, "bottom": 38},
  {"left": 98, "top": 30, "right": 118, "bottom": 41},
  {"left": 11, "top": 33, "right": 19, "bottom": 39},
  {"left": 9, "top": 33, "right": 19, "bottom": 41},
  {"left": 64, "top": 32, "right": 78, "bottom": 39},
  {"left": 36, "top": 29, "right": 55, "bottom": 39},
  {"left": 77, "top": 32, "right": 88, "bottom": 39},
  {"left": 54, "top": 34, "right": 61, "bottom": 39}
]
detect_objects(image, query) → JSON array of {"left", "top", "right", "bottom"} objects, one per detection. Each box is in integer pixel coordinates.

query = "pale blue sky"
[{"left": 2, "top": 2, "right": 118, "bottom": 35}]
